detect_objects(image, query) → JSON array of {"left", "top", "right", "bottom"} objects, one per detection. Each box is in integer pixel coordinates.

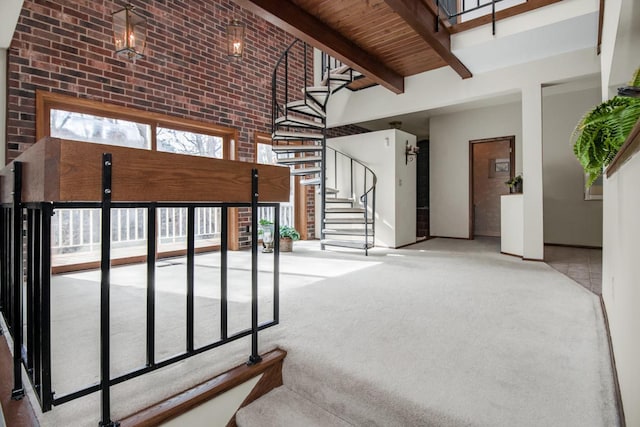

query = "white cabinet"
[{"left": 501, "top": 194, "right": 523, "bottom": 257}]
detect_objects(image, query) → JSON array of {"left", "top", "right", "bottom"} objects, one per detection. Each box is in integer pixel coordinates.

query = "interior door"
[{"left": 470, "top": 137, "right": 515, "bottom": 237}]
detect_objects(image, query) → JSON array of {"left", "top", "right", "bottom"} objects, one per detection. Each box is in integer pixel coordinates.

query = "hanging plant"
[{"left": 572, "top": 68, "right": 640, "bottom": 187}]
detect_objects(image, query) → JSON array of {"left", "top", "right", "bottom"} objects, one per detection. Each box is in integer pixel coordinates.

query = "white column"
[
  {"left": 521, "top": 83, "right": 544, "bottom": 260},
  {"left": 0, "top": 49, "right": 6, "bottom": 167}
]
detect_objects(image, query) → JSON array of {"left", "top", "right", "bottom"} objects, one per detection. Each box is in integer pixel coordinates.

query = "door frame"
[{"left": 468, "top": 136, "right": 515, "bottom": 239}]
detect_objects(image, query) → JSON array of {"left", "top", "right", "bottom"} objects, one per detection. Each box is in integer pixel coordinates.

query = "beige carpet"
[{"left": 30, "top": 238, "right": 617, "bottom": 426}]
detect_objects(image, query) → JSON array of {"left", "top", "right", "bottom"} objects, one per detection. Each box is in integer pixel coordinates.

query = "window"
[
  {"left": 38, "top": 91, "right": 238, "bottom": 269},
  {"left": 157, "top": 127, "right": 223, "bottom": 158},
  {"left": 50, "top": 110, "right": 151, "bottom": 149},
  {"left": 255, "top": 133, "right": 295, "bottom": 228}
]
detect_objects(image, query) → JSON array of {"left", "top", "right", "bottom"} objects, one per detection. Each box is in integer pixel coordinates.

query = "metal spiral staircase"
[{"left": 271, "top": 40, "right": 376, "bottom": 254}]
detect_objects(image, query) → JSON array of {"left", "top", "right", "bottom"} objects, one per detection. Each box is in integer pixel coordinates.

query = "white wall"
[
  {"left": 429, "top": 88, "right": 604, "bottom": 247},
  {"left": 429, "top": 102, "right": 522, "bottom": 238},
  {"left": 600, "top": 2, "right": 640, "bottom": 424},
  {"left": 599, "top": 0, "right": 640, "bottom": 98},
  {"left": 160, "top": 375, "right": 261, "bottom": 427},
  {"left": 542, "top": 87, "right": 603, "bottom": 246},
  {"left": 602, "top": 155, "right": 640, "bottom": 427},
  {"left": 328, "top": 129, "right": 416, "bottom": 248},
  {"left": 327, "top": 48, "right": 599, "bottom": 130}
]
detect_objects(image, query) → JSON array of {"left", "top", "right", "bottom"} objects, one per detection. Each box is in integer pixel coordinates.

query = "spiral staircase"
[{"left": 270, "top": 40, "right": 376, "bottom": 254}]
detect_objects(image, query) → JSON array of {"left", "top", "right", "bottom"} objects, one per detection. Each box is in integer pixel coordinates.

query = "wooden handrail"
[
  {"left": 0, "top": 137, "right": 290, "bottom": 204},
  {"left": 606, "top": 118, "right": 640, "bottom": 178}
]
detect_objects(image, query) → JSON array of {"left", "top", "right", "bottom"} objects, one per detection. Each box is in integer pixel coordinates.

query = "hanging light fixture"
[
  {"left": 112, "top": 3, "right": 147, "bottom": 60},
  {"left": 227, "top": 19, "right": 245, "bottom": 61}
]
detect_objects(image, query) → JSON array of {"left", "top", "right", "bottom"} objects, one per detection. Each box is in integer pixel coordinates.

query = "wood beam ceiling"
[
  {"left": 233, "top": 0, "right": 405, "bottom": 94},
  {"left": 383, "top": 0, "right": 472, "bottom": 79}
]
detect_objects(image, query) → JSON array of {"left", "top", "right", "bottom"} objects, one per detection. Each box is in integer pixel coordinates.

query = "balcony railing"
[
  {"left": 51, "top": 205, "right": 294, "bottom": 264},
  {"left": 0, "top": 137, "right": 290, "bottom": 426}
]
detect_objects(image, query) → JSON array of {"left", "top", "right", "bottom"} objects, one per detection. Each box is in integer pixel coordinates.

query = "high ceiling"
[{"left": 233, "top": 0, "right": 561, "bottom": 94}]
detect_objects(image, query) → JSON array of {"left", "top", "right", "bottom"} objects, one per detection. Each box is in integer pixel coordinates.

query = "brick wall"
[
  {"left": 6, "top": 1, "right": 314, "bottom": 159},
  {"left": 326, "top": 124, "right": 370, "bottom": 139},
  {"left": 6, "top": 0, "right": 313, "bottom": 247}
]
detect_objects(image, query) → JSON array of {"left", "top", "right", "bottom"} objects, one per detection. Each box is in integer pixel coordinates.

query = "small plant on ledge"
[
  {"left": 279, "top": 225, "right": 300, "bottom": 252},
  {"left": 505, "top": 175, "right": 523, "bottom": 194}
]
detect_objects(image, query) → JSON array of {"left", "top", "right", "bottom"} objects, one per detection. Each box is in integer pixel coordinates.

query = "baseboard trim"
[
  {"left": 500, "top": 251, "right": 522, "bottom": 258},
  {"left": 119, "top": 349, "right": 286, "bottom": 427},
  {"left": 522, "top": 257, "right": 545, "bottom": 262},
  {"left": 599, "top": 297, "right": 626, "bottom": 427},
  {"left": 429, "top": 235, "right": 472, "bottom": 240},
  {"left": 545, "top": 242, "right": 602, "bottom": 250}
]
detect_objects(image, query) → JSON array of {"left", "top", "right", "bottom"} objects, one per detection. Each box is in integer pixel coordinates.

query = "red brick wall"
[
  {"left": 325, "top": 124, "right": 370, "bottom": 138},
  {"left": 6, "top": 0, "right": 310, "bottom": 161},
  {"left": 6, "top": 1, "right": 367, "bottom": 245},
  {"left": 6, "top": 0, "right": 314, "bottom": 247}
]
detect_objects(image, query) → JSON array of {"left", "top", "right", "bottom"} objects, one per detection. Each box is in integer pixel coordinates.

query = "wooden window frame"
[
  {"left": 36, "top": 90, "right": 241, "bottom": 270},
  {"left": 36, "top": 90, "right": 238, "bottom": 159},
  {"left": 254, "top": 132, "right": 308, "bottom": 239}
]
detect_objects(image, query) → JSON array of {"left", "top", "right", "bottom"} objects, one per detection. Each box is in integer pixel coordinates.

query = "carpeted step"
[
  {"left": 320, "top": 239, "right": 374, "bottom": 250},
  {"left": 325, "top": 197, "right": 354, "bottom": 204},
  {"left": 236, "top": 386, "right": 353, "bottom": 427}
]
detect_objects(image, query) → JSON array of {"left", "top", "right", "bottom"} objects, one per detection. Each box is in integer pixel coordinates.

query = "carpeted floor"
[{"left": 31, "top": 238, "right": 617, "bottom": 426}]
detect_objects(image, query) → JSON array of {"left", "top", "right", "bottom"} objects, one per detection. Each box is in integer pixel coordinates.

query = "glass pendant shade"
[
  {"left": 227, "top": 19, "right": 245, "bottom": 61},
  {"left": 113, "top": 4, "right": 147, "bottom": 60}
]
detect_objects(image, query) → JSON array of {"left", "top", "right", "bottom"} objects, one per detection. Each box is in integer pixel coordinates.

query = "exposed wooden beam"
[
  {"left": 384, "top": 0, "right": 472, "bottom": 79},
  {"left": 232, "top": 0, "right": 405, "bottom": 94}
]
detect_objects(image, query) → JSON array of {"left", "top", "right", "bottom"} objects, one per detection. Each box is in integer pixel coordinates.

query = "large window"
[
  {"left": 50, "top": 110, "right": 152, "bottom": 149},
  {"left": 157, "top": 127, "right": 223, "bottom": 158},
  {"left": 256, "top": 134, "right": 295, "bottom": 228},
  {"left": 38, "top": 91, "right": 238, "bottom": 270}
]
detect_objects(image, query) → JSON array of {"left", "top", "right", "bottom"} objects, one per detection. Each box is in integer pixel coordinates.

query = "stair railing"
[
  {"left": 0, "top": 139, "right": 285, "bottom": 427},
  {"left": 271, "top": 39, "right": 314, "bottom": 130},
  {"left": 320, "top": 52, "right": 358, "bottom": 94},
  {"left": 326, "top": 146, "right": 377, "bottom": 254}
]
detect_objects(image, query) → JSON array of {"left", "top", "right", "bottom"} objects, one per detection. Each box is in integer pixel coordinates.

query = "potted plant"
[
  {"left": 573, "top": 68, "right": 640, "bottom": 187},
  {"left": 505, "top": 174, "right": 523, "bottom": 193},
  {"left": 258, "top": 219, "right": 274, "bottom": 253},
  {"left": 279, "top": 225, "right": 300, "bottom": 252}
]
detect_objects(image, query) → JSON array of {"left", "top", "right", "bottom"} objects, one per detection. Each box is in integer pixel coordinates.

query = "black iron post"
[
  {"left": 99, "top": 154, "right": 117, "bottom": 427},
  {"left": 492, "top": 0, "right": 496, "bottom": 35},
  {"left": 0, "top": 207, "right": 6, "bottom": 315},
  {"left": 273, "top": 204, "right": 280, "bottom": 324},
  {"left": 320, "top": 128, "right": 327, "bottom": 249},
  {"left": 186, "top": 206, "right": 195, "bottom": 353},
  {"left": 146, "top": 203, "right": 156, "bottom": 367},
  {"left": 40, "top": 202, "right": 53, "bottom": 412},
  {"left": 248, "top": 169, "right": 262, "bottom": 365},
  {"left": 11, "top": 162, "right": 25, "bottom": 400},
  {"left": 26, "top": 209, "right": 35, "bottom": 376},
  {"left": 220, "top": 207, "right": 228, "bottom": 340}
]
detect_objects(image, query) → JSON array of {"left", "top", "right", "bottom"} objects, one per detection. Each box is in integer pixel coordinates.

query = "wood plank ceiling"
[{"left": 233, "top": 0, "right": 473, "bottom": 94}]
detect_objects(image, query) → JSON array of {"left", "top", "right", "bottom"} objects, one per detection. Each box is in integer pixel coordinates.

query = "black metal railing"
[
  {"left": 272, "top": 39, "right": 314, "bottom": 129},
  {"left": 326, "top": 146, "right": 377, "bottom": 254},
  {"left": 320, "top": 52, "right": 359, "bottom": 93},
  {"left": 0, "top": 158, "right": 280, "bottom": 426},
  {"left": 436, "top": 0, "right": 523, "bottom": 35}
]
